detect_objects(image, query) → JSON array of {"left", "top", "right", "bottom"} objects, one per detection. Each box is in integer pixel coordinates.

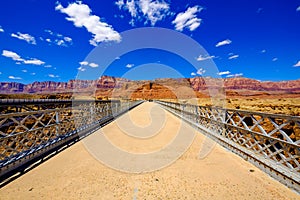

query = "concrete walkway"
[{"left": 1, "top": 102, "right": 298, "bottom": 199}]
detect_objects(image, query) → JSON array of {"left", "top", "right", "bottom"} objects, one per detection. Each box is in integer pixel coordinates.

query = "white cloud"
[
  {"left": 272, "top": 57, "right": 278, "bottom": 62},
  {"left": 79, "top": 61, "right": 89, "bottom": 66},
  {"left": 45, "top": 29, "right": 54, "bottom": 35},
  {"left": 191, "top": 72, "right": 196, "bottom": 76},
  {"left": 116, "top": 0, "right": 171, "bottom": 26},
  {"left": 0, "top": 26, "right": 4, "bottom": 32},
  {"left": 31, "top": 72, "right": 36, "bottom": 75},
  {"left": 172, "top": 6, "right": 202, "bottom": 31},
  {"left": 2, "top": 50, "right": 45, "bottom": 66},
  {"left": 226, "top": 73, "right": 243, "bottom": 78},
  {"left": 56, "top": 39, "right": 65, "bottom": 46},
  {"left": 23, "top": 59, "right": 45, "bottom": 65},
  {"left": 126, "top": 63, "right": 134, "bottom": 68},
  {"left": 116, "top": 0, "right": 125, "bottom": 9},
  {"left": 22, "top": 69, "right": 27, "bottom": 73},
  {"left": 89, "top": 62, "right": 99, "bottom": 67},
  {"left": 215, "top": 39, "right": 232, "bottom": 47},
  {"left": 2, "top": 50, "right": 23, "bottom": 61},
  {"left": 196, "top": 68, "right": 206, "bottom": 75},
  {"left": 115, "top": 56, "right": 121, "bottom": 60},
  {"left": 139, "top": 0, "right": 171, "bottom": 26},
  {"left": 8, "top": 76, "right": 22, "bottom": 80},
  {"left": 261, "top": 49, "right": 266, "bottom": 53},
  {"left": 297, "top": 6, "right": 300, "bottom": 12},
  {"left": 129, "top": 19, "right": 135, "bottom": 26},
  {"left": 78, "top": 66, "right": 86, "bottom": 71},
  {"left": 127, "top": 0, "right": 138, "bottom": 18},
  {"left": 43, "top": 29, "right": 73, "bottom": 47},
  {"left": 48, "top": 74, "right": 59, "bottom": 78},
  {"left": 196, "top": 55, "right": 215, "bottom": 61},
  {"left": 217, "top": 71, "right": 231, "bottom": 76},
  {"left": 11, "top": 32, "right": 36, "bottom": 44},
  {"left": 293, "top": 61, "right": 300, "bottom": 67},
  {"left": 64, "top": 36, "right": 72, "bottom": 42},
  {"left": 79, "top": 61, "right": 98, "bottom": 67},
  {"left": 228, "top": 54, "right": 239, "bottom": 60},
  {"left": 56, "top": 2, "right": 121, "bottom": 46},
  {"left": 44, "top": 65, "right": 52, "bottom": 68}
]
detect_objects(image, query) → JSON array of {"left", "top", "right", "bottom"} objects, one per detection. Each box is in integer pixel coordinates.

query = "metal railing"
[
  {"left": 0, "top": 99, "right": 116, "bottom": 114},
  {"left": 0, "top": 100, "right": 143, "bottom": 179},
  {"left": 155, "top": 100, "right": 300, "bottom": 192}
]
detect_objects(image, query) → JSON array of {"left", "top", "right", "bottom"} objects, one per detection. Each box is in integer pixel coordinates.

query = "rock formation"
[{"left": 1, "top": 76, "right": 299, "bottom": 99}]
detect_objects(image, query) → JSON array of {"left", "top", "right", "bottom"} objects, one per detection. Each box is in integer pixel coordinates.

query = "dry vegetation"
[
  {"left": 224, "top": 98, "right": 300, "bottom": 116},
  {"left": 1, "top": 93, "right": 300, "bottom": 116},
  {"left": 0, "top": 93, "right": 72, "bottom": 99},
  {"left": 195, "top": 98, "right": 300, "bottom": 116},
  {"left": 167, "top": 97, "right": 300, "bottom": 116}
]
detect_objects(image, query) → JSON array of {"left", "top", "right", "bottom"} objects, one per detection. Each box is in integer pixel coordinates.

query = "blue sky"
[{"left": 0, "top": 0, "right": 299, "bottom": 84}]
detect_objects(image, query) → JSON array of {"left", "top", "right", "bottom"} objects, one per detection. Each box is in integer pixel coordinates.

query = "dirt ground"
[{"left": 180, "top": 97, "right": 300, "bottom": 116}]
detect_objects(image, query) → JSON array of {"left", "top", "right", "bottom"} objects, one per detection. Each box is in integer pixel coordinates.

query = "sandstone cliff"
[{"left": 1, "top": 76, "right": 299, "bottom": 99}]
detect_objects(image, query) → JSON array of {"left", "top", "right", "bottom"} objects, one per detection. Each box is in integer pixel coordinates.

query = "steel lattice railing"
[
  {"left": 0, "top": 99, "right": 73, "bottom": 114},
  {"left": 0, "top": 100, "right": 143, "bottom": 179},
  {"left": 155, "top": 100, "right": 300, "bottom": 192}
]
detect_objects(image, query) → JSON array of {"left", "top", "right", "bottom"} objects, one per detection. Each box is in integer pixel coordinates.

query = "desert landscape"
[
  {"left": 1, "top": 76, "right": 299, "bottom": 116},
  {"left": 1, "top": 1, "right": 300, "bottom": 199}
]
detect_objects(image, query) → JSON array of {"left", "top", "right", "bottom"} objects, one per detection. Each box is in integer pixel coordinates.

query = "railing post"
[
  {"left": 55, "top": 111, "right": 60, "bottom": 136},
  {"left": 90, "top": 105, "right": 95, "bottom": 123}
]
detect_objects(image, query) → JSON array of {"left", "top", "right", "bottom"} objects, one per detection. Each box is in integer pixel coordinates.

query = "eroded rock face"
[
  {"left": 24, "top": 81, "right": 68, "bottom": 93},
  {"left": 1, "top": 76, "right": 300, "bottom": 99},
  {"left": 224, "top": 78, "right": 263, "bottom": 90},
  {"left": 189, "top": 77, "right": 207, "bottom": 91},
  {"left": 223, "top": 78, "right": 300, "bottom": 91},
  {"left": 0, "top": 82, "right": 25, "bottom": 93},
  {"left": 260, "top": 80, "right": 300, "bottom": 91}
]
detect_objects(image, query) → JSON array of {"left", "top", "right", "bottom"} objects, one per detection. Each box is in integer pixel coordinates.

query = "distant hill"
[{"left": 1, "top": 76, "right": 300, "bottom": 99}]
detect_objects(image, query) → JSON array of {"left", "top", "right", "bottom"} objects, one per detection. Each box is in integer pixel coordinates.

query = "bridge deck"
[{"left": 1, "top": 102, "right": 298, "bottom": 199}]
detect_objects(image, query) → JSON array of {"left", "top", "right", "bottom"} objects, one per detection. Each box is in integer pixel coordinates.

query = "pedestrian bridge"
[{"left": 0, "top": 100, "right": 299, "bottom": 199}]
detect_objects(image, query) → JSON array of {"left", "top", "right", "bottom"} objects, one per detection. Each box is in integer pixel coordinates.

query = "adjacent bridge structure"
[
  {"left": 0, "top": 99, "right": 299, "bottom": 198},
  {"left": 0, "top": 99, "right": 143, "bottom": 181}
]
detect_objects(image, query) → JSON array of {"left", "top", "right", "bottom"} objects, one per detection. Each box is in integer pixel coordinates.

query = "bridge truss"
[
  {"left": 155, "top": 100, "right": 300, "bottom": 193},
  {"left": 0, "top": 99, "right": 143, "bottom": 182},
  {"left": 0, "top": 99, "right": 299, "bottom": 193}
]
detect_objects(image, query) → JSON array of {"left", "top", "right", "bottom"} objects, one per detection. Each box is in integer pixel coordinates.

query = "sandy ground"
[
  {"left": 184, "top": 97, "right": 300, "bottom": 116},
  {"left": 0, "top": 102, "right": 299, "bottom": 199}
]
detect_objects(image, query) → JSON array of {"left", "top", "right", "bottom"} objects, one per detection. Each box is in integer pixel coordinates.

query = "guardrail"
[
  {"left": 155, "top": 100, "right": 300, "bottom": 193},
  {"left": 0, "top": 99, "right": 119, "bottom": 114},
  {"left": 0, "top": 100, "right": 143, "bottom": 181},
  {"left": 0, "top": 99, "right": 70, "bottom": 103}
]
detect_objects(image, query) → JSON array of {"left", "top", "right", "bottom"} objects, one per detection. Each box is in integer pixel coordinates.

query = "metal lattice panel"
[
  {"left": 0, "top": 100, "right": 142, "bottom": 175},
  {"left": 155, "top": 100, "right": 300, "bottom": 191}
]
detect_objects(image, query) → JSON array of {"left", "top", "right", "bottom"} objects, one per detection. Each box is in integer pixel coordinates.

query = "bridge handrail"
[
  {"left": 155, "top": 100, "right": 300, "bottom": 192},
  {"left": 177, "top": 108, "right": 299, "bottom": 148},
  {"left": 0, "top": 98, "right": 120, "bottom": 105},
  {"left": 0, "top": 100, "right": 143, "bottom": 179},
  {"left": 166, "top": 101, "right": 300, "bottom": 121}
]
